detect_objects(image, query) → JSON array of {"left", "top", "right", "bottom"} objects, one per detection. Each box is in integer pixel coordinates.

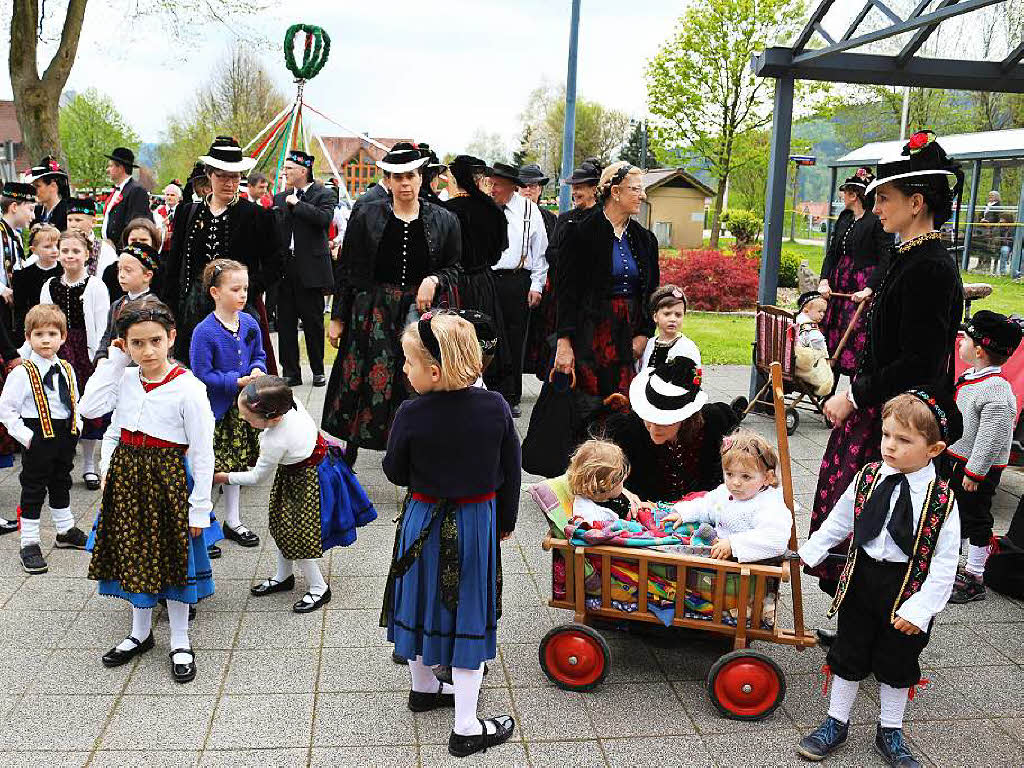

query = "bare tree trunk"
[
  {"left": 709, "top": 176, "right": 727, "bottom": 249},
  {"left": 9, "top": 0, "right": 89, "bottom": 161}
]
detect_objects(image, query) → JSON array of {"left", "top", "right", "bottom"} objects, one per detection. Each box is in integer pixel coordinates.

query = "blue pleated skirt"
[
  {"left": 387, "top": 497, "right": 497, "bottom": 669},
  {"left": 319, "top": 452, "right": 377, "bottom": 551}
]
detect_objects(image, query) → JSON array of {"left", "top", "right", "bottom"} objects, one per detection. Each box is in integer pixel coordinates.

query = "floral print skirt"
[
  {"left": 575, "top": 295, "right": 642, "bottom": 398},
  {"left": 807, "top": 404, "right": 882, "bottom": 585},
  {"left": 821, "top": 260, "right": 874, "bottom": 377},
  {"left": 322, "top": 284, "right": 415, "bottom": 451},
  {"left": 214, "top": 405, "right": 261, "bottom": 473},
  {"left": 89, "top": 443, "right": 214, "bottom": 606}
]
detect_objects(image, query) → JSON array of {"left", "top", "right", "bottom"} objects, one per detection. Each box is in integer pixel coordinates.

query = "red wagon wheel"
[
  {"left": 539, "top": 623, "right": 610, "bottom": 692},
  {"left": 707, "top": 649, "right": 786, "bottom": 720}
]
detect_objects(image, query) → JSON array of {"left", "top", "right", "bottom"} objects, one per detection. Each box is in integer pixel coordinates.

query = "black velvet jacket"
[
  {"left": 851, "top": 234, "right": 964, "bottom": 408},
  {"left": 331, "top": 198, "right": 462, "bottom": 321},
  {"left": 820, "top": 208, "right": 894, "bottom": 291},
  {"left": 442, "top": 194, "right": 507, "bottom": 274},
  {"left": 606, "top": 403, "right": 739, "bottom": 502},
  {"left": 556, "top": 206, "right": 660, "bottom": 340}
]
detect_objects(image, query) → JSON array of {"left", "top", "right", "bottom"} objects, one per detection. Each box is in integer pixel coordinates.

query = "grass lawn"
[{"left": 685, "top": 312, "right": 754, "bottom": 365}]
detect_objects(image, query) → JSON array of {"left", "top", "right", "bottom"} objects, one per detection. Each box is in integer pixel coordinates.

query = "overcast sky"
[{"left": 2, "top": 0, "right": 690, "bottom": 158}]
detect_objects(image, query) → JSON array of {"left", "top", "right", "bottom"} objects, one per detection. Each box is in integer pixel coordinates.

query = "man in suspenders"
[{"left": 488, "top": 163, "right": 549, "bottom": 417}]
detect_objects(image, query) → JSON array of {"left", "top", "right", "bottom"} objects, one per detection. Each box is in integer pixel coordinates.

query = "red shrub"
[{"left": 659, "top": 248, "right": 758, "bottom": 311}]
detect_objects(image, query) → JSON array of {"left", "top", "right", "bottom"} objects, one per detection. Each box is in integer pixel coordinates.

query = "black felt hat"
[
  {"left": 488, "top": 162, "right": 521, "bottom": 185},
  {"left": 519, "top": 163, "right": 550, "bottom": 186},
  {"left": 418, "top": 143, "right": 446, "bottom": 172},
  {"left": 66, "top": 197, "right": 97, "bottom": 216},
  {"left": 377, "top": 147, "right": 427, "bottom": 174},
  {"left": 104, "top": 147, "right": 138, "bottom": 169},
  {"left": 120, "top": 243, "right": 159, "bottom": 273},
  {"left": 866, "top": 131, "right": 962, "bottom": 196},
  {"left": 450, "top": 155, "right": 492, "bottom": 175},
  {"left": 1, "top": 182, "right": 36, "bottom": 203},
  {"left": 797, "top": 290, "right": 825, "bottom": 311},
  {"left": 906, "top": 388, "right": 963, "bottom": 445},
  {"left": 839, "top": 166, "right": 874, "bottom": 193},
  {"left": 564, "top": 159, "right": 602, "bottom": 185},
  {"left": 456, "top": 309, "right": 498, "bottom": 354},
  {"left": 29, "top": 156, "right": 68, "bottom": 182},
  {"left": 201, "top": 136, "right": 256, "bottom": 172},
  {"left": 962, "top": 310, "right": 1024, "bottom": 358},
  {"left": 286, "top": 149, "right": 314, "bottom": 169}
]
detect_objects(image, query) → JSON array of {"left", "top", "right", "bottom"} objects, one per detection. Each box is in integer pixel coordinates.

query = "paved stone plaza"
[{"left": 0, "top": 365, "right": 1020, "bottom": 766}]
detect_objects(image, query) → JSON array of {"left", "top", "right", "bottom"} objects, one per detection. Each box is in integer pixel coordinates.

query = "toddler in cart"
[
  {"left": 661, "top": 429, "right": 792, "bottom": 563},
  {"left": 566, "top": 438, "right": 642, "bottom": 525},
  {"left": 793, "top": 290, "right": 835, "bottom": 397}
]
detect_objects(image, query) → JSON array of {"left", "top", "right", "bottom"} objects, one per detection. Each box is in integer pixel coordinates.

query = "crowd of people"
[{"left": 0, "top": 128, "right": 1020, "bottom": 763}]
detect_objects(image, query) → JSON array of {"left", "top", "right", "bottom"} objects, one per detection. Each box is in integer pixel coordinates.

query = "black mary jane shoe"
[
  {"left": 207, "top": 544, "right": 222, "bottom": 559},
  {"left": 312, "top": 374, "right": 327, "bottom": 387},
  {"left": 83, "top": 472, "right": 101, "bottom": 491},
  {"left": 0, "top": 518, "right": 18, "bottom": 535},
  {"left": 169, "top": 648, "right": 197, "bottom": 683},
  {"left": 392, "top": 651, "right": 408, "bottom": 665},
  {"left": 293, "top": 586, "right": 332, "bottom": 614},
  {"left": 816, "top": 628, "right": 837, "bottom": 647},
  {"left": 408, "top": 681, "right": 455, "bottom": 712},
  {"left": 223, "top": 524, "right": 260, "bottom": 548},
  {"left": 250, "top": 574, "right": 295, "bottom": 597},
  {"left": 448, "top": 716, "right": 516, "bottom": 758},
  {"left": 102, "top": 633, "right": 155, "bottom": 667}
]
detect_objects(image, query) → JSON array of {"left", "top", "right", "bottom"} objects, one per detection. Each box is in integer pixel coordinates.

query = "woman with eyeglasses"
[
  {"left": 553, "top": 161, "right": 659, "bottom": 399},
  {"left": 162, "top": 137, "right": 281, "bottom": 370}
]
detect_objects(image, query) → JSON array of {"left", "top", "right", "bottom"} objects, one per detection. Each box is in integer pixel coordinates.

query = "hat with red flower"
[
  {"left": 29, "top": 155, "right": 68, "bottom": 182},
  {"left": 839, "top": 166, "right": 875, "bottom": 193},
  {"left": 629, "top": 348, "right": 706, "bottom": 426},
  {"left": 865, "top": 130, "right": 962, "bottom": 196}
]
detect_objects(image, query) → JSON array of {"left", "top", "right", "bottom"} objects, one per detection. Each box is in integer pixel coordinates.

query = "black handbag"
[
  {"left": 984, "top": 536, "right": 1024, "bottom": 599},
  {"left": 522, "top": 370, "right": 579, "bottom": 477}
]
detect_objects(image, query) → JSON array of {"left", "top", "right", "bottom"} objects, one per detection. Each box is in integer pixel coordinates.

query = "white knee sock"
[
  {"left": 298, "top": 559, "right": 327, "bottom": 597},
  {"left": 965, "top": 543, "right": 990, "bottom": 577},
  {"left": 879, "top": 683, "right": 909, "bottom": 729},
  {"left": 408, "top": 655, "right": 438, "bottom": 693},
  {"left": 19, "top": 517, "right": 40, "bottom": 547},
  {"left": 80, "top": 439, "right": 97, "bottom": 475},
  {"left": 116, "top": 607, "right": 153, "bottom": 651},
  {"left": 275, "top": 550, "right": 294, "bottom": 583},
  {"left": 50, "top": 506, "right": 74, "bottom": 534},
  {"left": 166, "top": 599, "right": 192, "bottom": 664},
  {"left": 222, "top": 484, "right": 242, "bottom": 529},
  {"left": 827, "top": 675, "right": 859, "bottom": 724},
  {"left": 453, "top": 664, "right": 490, "bottom": 736}
]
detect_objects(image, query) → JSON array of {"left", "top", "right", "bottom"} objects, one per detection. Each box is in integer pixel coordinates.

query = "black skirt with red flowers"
[
  {"left": 574, "top": 295, "right": 642, "bottom": 398},
  {"left": 322, "top": 283, "right": 416, "bottom": 451}
]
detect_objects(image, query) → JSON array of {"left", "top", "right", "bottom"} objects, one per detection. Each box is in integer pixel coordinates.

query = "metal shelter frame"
[{"left": 749, "top": 0, "right": 1024, "bottom": 397}]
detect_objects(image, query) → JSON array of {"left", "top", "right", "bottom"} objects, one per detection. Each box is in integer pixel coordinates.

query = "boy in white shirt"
[
  {"left": 0, "top": 304, "right": 86, "bottom": 574},
  {"left": 796, "top": 390, "right": 961, "bottom": 767}
]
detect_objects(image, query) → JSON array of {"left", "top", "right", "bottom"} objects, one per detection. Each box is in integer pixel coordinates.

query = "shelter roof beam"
[
  {"left": 896, "top": 0, "right": 961, "bottom": 68},
  {"left": 792, "top": 0, "right": 836, "bottom": 53},
  {"left": 1002, "top": 39, "right": 1024, "bottom": 72}
]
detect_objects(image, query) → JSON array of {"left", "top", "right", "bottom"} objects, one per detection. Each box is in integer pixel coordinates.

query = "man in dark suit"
[
  {"left": 274, "top": 150, "right": 336, "bottom": 387},
  {"left": 101, "top": 147, "right": 152, "bottom": 246}
]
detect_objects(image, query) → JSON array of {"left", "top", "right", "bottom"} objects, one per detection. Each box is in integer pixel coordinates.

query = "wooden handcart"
[
  {"left": 730, "top": 297, "right": 867, "bottom": 435},
  {"left": 537, "top": 363, "right": 816, "bottom": 720}
]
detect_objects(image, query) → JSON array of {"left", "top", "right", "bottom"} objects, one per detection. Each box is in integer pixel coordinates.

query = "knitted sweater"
[
  {"left": 189, "top": 311, "right": 267, "bottom": 419},
  {"left": 946, "top": 366, "right": 1017, "bottom": 479}
]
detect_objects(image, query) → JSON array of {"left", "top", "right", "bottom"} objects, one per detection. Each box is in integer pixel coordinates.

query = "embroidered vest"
[
  {"left": 21, "top": 359, "right": 79, "bottom": 439},
  {"left": 827, "top": 461, "right": 954, "bottom": 622}
]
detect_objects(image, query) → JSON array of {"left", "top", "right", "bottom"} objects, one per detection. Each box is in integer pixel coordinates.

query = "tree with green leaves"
[
  {"left": 9, "top": 0, "right": 267, "bottom": 162},
  {"left": 646, "top": 0, "right": 805, "bottom": 247},
  {"left": 157, "top": 47, "right": 288, "bottom": 183},
  {"left": 58, "top": 89, "right": 139, "bottom": 190}
]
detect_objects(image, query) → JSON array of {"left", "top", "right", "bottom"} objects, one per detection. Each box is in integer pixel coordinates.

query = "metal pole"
[
  {"left": 825, "top": 165, "right": 838, "bottom": 260},
  {"left": 1012, "top": 174, "right": 1024, "bottom": 278},
  {"left": 750, "top": 76, "right": 795, "bottom": 402},
  {"left": 558, "top": 0, "right": 582, "bottom": 214},
  {"left": 961, "top": 159, "right": 982, "bottom": 271},
  {"left": 900, "top": 86, "right": 911, "bottom": 140},
  {"left": 789, "top": 161, "right": 799, "bottom": 242},
  {"left": 640, "top": 120, "right": 648, "bottom": 169}
]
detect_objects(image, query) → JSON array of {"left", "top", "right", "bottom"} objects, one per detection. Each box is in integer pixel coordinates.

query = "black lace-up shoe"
[
  {"left": 797, "top": 716, "right": 849, "bottom": 761},
  {"left": 875, "top": 724, "right": 920, "bottom": 767}
]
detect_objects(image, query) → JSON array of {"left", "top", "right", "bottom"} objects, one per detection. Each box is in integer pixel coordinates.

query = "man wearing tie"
[
  {"left": 488, "top": 162, "right": 548, "bottom": 416},
  {"left": 101, "top": 147, "right": 152, "bottom": 246},
  {"left": 273, "top": 150, "right": 336, "bottom": 387}
]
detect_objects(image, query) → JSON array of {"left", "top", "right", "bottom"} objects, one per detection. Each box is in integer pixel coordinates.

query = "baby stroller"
[{"left": 730, "top": 297, "right": 867, "bottom": 435}]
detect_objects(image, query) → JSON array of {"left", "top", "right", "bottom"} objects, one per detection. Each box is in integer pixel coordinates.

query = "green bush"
[
  {"left": 721, "top": 209, "right": 762, "bottom": 247},
  {"left": 779, "top": 251, "right": 799, "bottom": 288}
]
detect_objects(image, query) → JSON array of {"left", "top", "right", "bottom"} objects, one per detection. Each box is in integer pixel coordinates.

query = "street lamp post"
[{"left": 559, "top": 0, "right": 582, "bottom": 214}]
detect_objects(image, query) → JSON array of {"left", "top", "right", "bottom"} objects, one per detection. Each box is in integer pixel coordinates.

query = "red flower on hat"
[
  {"left": 856, "top": 167, "right": 868, "bottom": 180},
  {"left": 982, "top": 337, "right": 991, "bottom": 347},
  {"left": 907, "top": 130, "right": 935, "bottom": 153},
  {"left": 47, "top": 159, "right": 59, "bottom": 172}
]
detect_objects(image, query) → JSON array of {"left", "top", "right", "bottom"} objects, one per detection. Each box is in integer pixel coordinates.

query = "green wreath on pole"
[{"left": 284, "top": 24, "right": 331, "bottom": 80}]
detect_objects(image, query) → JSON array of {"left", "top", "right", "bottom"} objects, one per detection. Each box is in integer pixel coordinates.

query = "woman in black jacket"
[
  {"left": 162, "top": 138, "right": 282, "bottom": 367},
  {"left": 323, "top": 147, "right": 461, "bottom": 460},
  {"left": 442, "top": 155, "right": 510, "bottom": 390},
  {"left": 818, "top": 167, "right": 894, "bottom": 376},
  {"left": 554, "top": 161, "right": 659, "bottom": 398}
]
